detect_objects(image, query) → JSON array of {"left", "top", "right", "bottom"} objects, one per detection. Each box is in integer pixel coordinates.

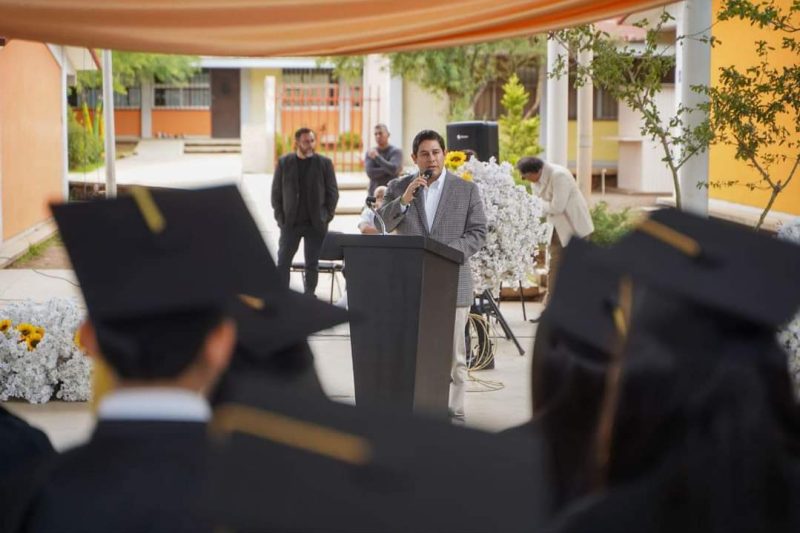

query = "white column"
[
  {"left": 102, "top": 50, "right": 117, "bottom": 198},
  {"left": 140, "top": 78, "right": 153, "bottom": 139},
  {"left": 264, "top": 76, "right": 277, "bottom": 173},
  {"left": 60, "top": 47, "right": 69, "bottom": 201},
  {"left": 546, "top": 38, "right": 569, "bottom": 167},
  {"left": 576, "top": 46, "right": 594, "bottom": 200},
  {"left": 676, "top": 0, "right": 711, "bottom": 216},
  {"left": 388, "top": 74, "right": 404, "bottom": 146}
]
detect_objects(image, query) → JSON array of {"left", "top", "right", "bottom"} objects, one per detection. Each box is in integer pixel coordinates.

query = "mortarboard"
[
  {"left": 604, "top": 208, "right": 800, "bottom": 328},
  {"left": 205, "top": 381, "right": 552, "bottom": 533},
  {"left": 540, "top": 239, "right": 625, "bottom": 358},
  {"left": 52, "top": 185, "right": 280, "bottom": 377},
  {"left": 52, "top": 185, "right": 279, "bottom": 322}
]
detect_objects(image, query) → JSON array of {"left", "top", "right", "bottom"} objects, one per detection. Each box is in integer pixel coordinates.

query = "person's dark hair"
[
  {"left": 374, "top": 123, "right": 389, "bottom": 133},
  {"left": 517, "top": 157, "right": 544, "bottom": 174},
  {"left": 530, "top": 318, "right": 612, "bottom": 511},
  {"left": 94, "top": 308, "right": 225, "bottom": 379},
  {"left": 599, "top": 290, "right": 800, "bottom": 532},
  {"left": 294, "top": 127, "right": 314, "bottom": 141},
  {"left": 412, "top": 129, "right": 446, "bottom": 155}
]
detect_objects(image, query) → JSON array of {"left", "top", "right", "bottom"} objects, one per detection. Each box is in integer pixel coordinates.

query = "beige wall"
[
  {"left": 242, "top": 67, "right": 281, "bottom": 173},
  {"left": 402, "top": 81, "right": 449, "bottom": 168},
  {"left": 0, "top": 40, "right": 64, "bottom": 241}
]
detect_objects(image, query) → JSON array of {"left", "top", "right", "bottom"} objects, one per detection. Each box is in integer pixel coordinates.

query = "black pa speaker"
[{"left": 446, "top": 121, "right": 499, "bottom": 162}]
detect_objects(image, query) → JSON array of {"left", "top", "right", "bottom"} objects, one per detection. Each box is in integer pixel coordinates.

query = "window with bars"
[
  {"left": 69, "top": 87, "right": 142, "bottom": 109},
  {"left": 153, "top": 70, "right": 211, "bottom": 109},
  {"left": 567, "top": 85, "right": 619, "bottom": 121},
  {"left": 281, "top": 68, "right": 338, "bottom": 107}
]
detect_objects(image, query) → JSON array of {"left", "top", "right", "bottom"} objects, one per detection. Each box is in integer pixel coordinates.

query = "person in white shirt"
[
  {"left": 358, "top": 185, "right": 387, "bottom": 234},
  {"left": 518, "top": 157, "right": 594, "bottom": 307}
]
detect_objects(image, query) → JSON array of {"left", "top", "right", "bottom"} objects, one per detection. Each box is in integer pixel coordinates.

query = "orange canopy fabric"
[{"left": 0, "top": 0, "right": 671, "bottom": 56}]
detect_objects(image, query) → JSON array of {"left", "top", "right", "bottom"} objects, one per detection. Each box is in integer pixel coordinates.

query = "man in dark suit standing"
[{"left": 272, "top": 127, "right": 339, "bottom": 296}]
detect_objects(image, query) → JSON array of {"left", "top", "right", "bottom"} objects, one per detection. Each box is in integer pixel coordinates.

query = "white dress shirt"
[
  {"left": 423, "top": 171, "right": 446, "bottom": 231},
  {"left": 98, "top": 387, "right": 211, "bottom": 422}
]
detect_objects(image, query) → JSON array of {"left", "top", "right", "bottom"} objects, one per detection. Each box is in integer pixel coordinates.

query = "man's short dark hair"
[
  {"left": 294, "top": 127, "right": 314, "bottom": 141},
  {"left": 374, "top": 123, "right": 389, "bottom": 133},
  {"left": 412, "top": 129, "right": 446, "bottom": 155},
  {"left": 517, "top": 157, "right": 544, "bottom": 174}
]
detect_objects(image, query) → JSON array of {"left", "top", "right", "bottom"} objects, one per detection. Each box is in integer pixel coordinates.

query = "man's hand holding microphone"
[{"left": 400, "top": 169, "right": 433, "bottom": 206}]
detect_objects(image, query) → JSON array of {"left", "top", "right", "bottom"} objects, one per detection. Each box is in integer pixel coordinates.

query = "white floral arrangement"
[
  {"left": 0, "top": 298, "right": 91, "bottom": 403},
  {"left": 445, "top": 152, "right": 550, "bottom": 294},
  {"left": 777, "top": 218, "right": 800, "bottom": 395}
]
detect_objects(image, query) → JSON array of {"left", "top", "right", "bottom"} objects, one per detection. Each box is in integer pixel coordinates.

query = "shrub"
[
  {"left": 275, "top": 133, "right": 294, "bottom": 159},
  {"left": 68, "top": 111, "right": 104, "bottom": 170},
  {"left": 498, "top": 74, "right": 542, "bottom": 168},
  {"left": 588, "top": 202, "right": 635, "bottom": 246},
  {"left": 337, "top": 131, "right": 362, "bottom": 150}
]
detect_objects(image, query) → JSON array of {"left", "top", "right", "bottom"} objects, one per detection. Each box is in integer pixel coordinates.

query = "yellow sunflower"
[
  {"left": 34, "top": 326, "right": 45, "bottom": 337},
  {"left": 0, "top": 319, "right": 12, "bottom": 333},
  {"left": 445, "top": 151, "right": 467, "bottom": 171},
  {"left": 26, "top": 333, "right": 43, "bottom": 351},
  {"left": 16, "top": 323, "right": 35, "bottom": 338}
]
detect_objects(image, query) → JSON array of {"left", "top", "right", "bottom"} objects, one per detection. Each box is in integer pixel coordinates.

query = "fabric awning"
[{"left": 0, "top": 0, "right": 672, "bottom": 56}]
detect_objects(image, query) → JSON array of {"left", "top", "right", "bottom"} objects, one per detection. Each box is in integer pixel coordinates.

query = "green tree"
[
  {"left": 322, "top": 38, "right": 546, "bottom": 121},
  {"left": 553, "top": 12, "right": 714, "bottom": 210},
  {"left": 78, "top": 52, "right": 199, "bottom": 94},
  {"left": 701, "top": 0, "right": 800, "bottom": 230},
  {"left": 498, "top": 74, "right": 542, "bottom": 167}
]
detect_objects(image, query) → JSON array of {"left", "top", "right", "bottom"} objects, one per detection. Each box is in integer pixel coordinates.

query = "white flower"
[
  {"left": 451, "top": 158, "right": 549, "bottom": 295},
  {"left": 777, "top": 217, "right": 800, "bottom": 397},
  {"left": 0, "top": 298, "right": 91, "bottom": 403}
]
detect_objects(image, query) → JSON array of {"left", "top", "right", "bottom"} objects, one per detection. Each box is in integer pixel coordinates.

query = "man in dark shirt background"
[
  {"left": 365, "top": 123, "right": 403, "bottom": 196},
  {"left": 272, "top": 127, "right": 339, "bottom": 295}
]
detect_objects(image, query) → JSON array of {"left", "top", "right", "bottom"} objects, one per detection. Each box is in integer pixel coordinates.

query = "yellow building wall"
[
  {"left": 708, "top": 0, "right": 799, "bottom": 215},
  {"left": 0, "top": 40, "right": 64, "bottom": 240},
  {"left": 567, "top": 120, "right": 619, "bottom": 168}
]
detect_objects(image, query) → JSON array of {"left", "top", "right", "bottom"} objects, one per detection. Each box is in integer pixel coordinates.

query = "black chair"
[{"left": 290, "top": 231, "right": 344, "bottom": 303}]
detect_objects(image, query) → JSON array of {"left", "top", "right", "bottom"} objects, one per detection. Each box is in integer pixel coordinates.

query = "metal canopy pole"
[{"left": 101, "top": 49, "right": 117, "bottom": 197}]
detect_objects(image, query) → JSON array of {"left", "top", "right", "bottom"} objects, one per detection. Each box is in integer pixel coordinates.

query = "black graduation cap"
[
  {"left": 52, "top": 185, "right": 279, "bottom": 322},
  {"left": 541, "top": 238, "right": 625, "bottom": 357},
  {"left": 605, "top": 208, "right": 800, "bottom": 328},
  {"left": 51, "top": 185, "right": 281, "bottom": 377},
  {"left": 210, "top": 290, "right": 350, "bottom": 400},
  {"left": 205, "top": 381, "right": 552, "bottom": 533},
  {"left": 233, "top": 290, "right": 348, "bottom": 359}
]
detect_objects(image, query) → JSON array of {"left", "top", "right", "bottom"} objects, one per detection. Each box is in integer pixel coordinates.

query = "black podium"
[{"left": 332, "top": 234, "right": 463, "bottom": 417}]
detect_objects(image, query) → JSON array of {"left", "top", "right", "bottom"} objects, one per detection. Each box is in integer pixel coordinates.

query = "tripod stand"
[{"left": 470, "top": 290, "right": 525, "bottom": 356}]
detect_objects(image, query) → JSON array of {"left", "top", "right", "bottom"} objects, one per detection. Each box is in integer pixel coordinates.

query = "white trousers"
[{"left": 449, "top": 306, "right": 469, "bottom": 420}]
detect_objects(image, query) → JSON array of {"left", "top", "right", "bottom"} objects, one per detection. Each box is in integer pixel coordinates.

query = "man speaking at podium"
[{"left": 380, "top": 130, "right": 487, "bottom": 423}]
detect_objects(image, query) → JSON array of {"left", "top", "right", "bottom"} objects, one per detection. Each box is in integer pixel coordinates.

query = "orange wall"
[
  {"left": 152, "top": 109, "right": 210, "bottom": 137},
  {"left": 0, "top": 40, "right": 64, "bottom": 240},
  {"left": 709, "top": 0, "right": 799, "bottom": 215},
  {"left": 74, "top": 108, "right": 141, "bottom": 137}
]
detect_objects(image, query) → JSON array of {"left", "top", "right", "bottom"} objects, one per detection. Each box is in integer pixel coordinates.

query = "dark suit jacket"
[
  {"left": 271, "top": 153, "right": 339, "bottom": 232},
  {"left": 0, "top": 406, "right": 54, "bottom": 479},
  {"left": 17, "top": 420, "right": 211, "bottom": 533}
]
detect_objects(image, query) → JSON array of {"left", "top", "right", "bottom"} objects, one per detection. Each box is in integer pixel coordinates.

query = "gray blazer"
[{"left": 379, "top": 171, "right": 487, "bottom": 307}]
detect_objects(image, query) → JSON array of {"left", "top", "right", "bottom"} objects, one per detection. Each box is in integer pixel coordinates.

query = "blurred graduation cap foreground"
[
  {"left": 206, "top": 380, "right": 552, "bottom": 533},
  {"left": 52, "top": 185, "right": 351, "bottom": 379}
]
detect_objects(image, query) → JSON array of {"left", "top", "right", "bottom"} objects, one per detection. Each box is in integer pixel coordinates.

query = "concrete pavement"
[{"left": 6, "top": 144, "right": 541, "bottom": 449}]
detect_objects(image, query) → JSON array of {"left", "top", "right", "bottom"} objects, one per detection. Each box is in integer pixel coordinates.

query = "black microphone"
[
  {"left": 366, "top": 195, "right": 377, "bottom": 208},
  {"left": 413, "top": 169, "right": 434, "bottom": 198}
]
